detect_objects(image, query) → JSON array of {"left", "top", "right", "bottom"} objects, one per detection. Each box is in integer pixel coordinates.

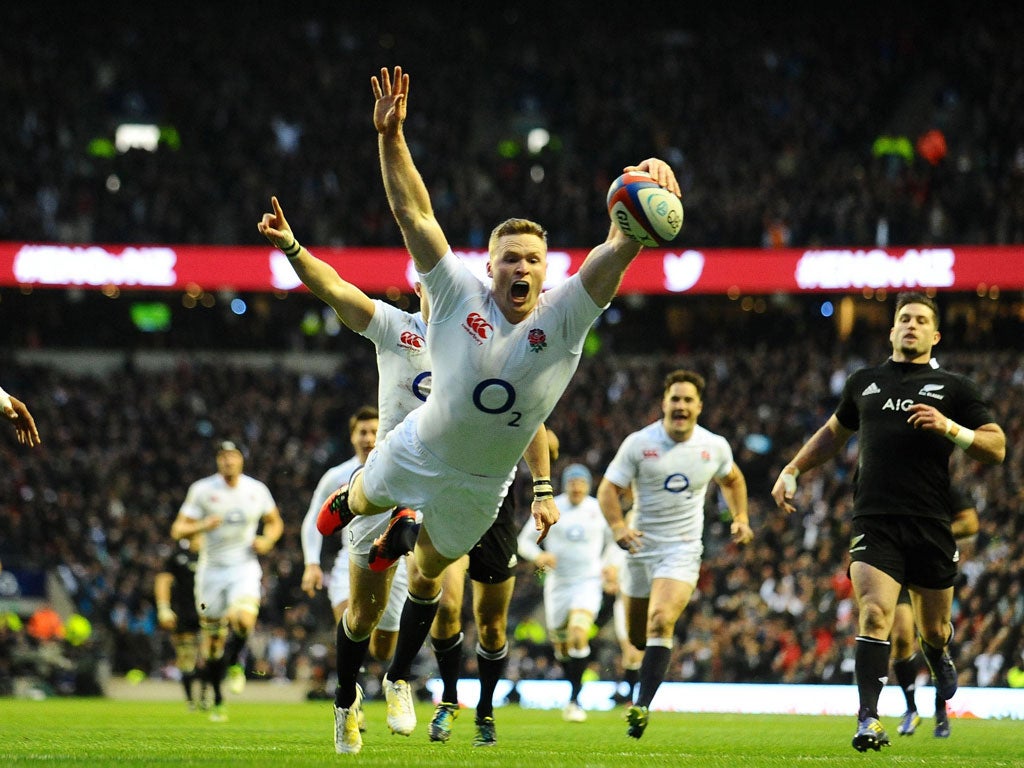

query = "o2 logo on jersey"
[
  {"left": 224, "top": 508, "right": 246, "bottom": 525},
  {"left": 566, "top": 524, "right": 586, "bottom": 542},
  {"left": 472, "top": 378, "right": 523, "bottom": 427},
  {"left": 664, "top": 473, "right": 691, "bottom": 494},
  {"left": 412, "top": 370, "right": 432, "bottom": 402}
]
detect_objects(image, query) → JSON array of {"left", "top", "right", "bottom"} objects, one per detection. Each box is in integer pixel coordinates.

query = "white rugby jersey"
[
  {"left": 517, "top": 492, "right": 611, "bottom": 583},
  {"left": 360, "top": 302, "right": 431, "bottom": 439},
  {"left": 179, "top": 474, "right": 277, "bottom": 568},
  {"left": 603, "top": 421, "right": 733, "bottom": 544},
  {"left": 300, "top": 456, "right": 360, "bottom": 566},
  {"left": 417, "top": 250, "right": 602, "bottom": 476}
]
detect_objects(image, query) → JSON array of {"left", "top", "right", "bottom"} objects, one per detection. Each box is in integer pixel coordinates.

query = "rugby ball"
[{"left": 606, "top": 171, "right": 684, "bottom": 247}]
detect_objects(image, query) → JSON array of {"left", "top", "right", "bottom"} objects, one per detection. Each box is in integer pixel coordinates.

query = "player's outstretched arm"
[
  {"left": 717, "top": 465, "right": 753, "bottom": 545},
  {"left": 1, "top": 389, "right": 41, "bottom": 447},
  {"left": 578, "top": 157, "right": 681, "bottom": 307},
  {"left": 771, "top": 415, "right": 852, "bottom": 514},
  {"left": 372, "top": 66, "right": 449, "bottom": 276},
  {"left": 258, "top": 195, "right": 375, "bottom": 332}
]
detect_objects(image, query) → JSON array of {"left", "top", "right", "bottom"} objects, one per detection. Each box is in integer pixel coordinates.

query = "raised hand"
[
  {"left": 624, "top": 158, "right": 681, "bottom": 197},
  {"left": 257, "top": 195, "right": 295, "bottom": 251},
  {"left": 371, "top": 66, "right": 409, "bottom": 135}
]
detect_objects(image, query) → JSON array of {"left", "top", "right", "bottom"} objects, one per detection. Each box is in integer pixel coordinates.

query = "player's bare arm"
[
  {"left": 771, "top": 415, "right": 853, "bottom": 514},
  {"left": 906, "top": 403, "right": 1006, "bottom": 464},
  {"left": 372, "top": 66, "right": 449, "bottom": 275},
  {"left": 717, "top": 465, "right": 753, "bottom": 545},
  {"left": 301, "top": 564, "right": 325, "bottom": 597},
  {"left": 1, "top": 390, "right": 41, "bottom": 447},
  {"left": 258, "top": 196, "right": 375, "bottom": 332},
  {"left": 952, "top": 507, "right": 980, "bottom": 539},
  {"left": 523, "top": 425, "right": 559, "bottom": 543},
  {"left": 154, "top": 571, "right": 177, "bottom": 630},
  {"left": 170, "top": 513, "right": 222, "bottom": 540},
  {"left": 254, "top": 508, "right": 284, "bottom": 555},
  {"left": 597, "top": 477, "right": 642, "bottom": 553}
]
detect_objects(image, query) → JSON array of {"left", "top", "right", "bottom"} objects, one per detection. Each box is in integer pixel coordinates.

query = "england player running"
[
  {"left": 518, "top": 463, "right": 612, "bottom": 723},
  {"left": 170, "top": 440, "right": 283, "bottom": 722},
  {"left": 598, "top": 369, "right": 752, "bottom": 739},
  {"left": 300, "top": 406, "right": 412, "bottom": 692}
]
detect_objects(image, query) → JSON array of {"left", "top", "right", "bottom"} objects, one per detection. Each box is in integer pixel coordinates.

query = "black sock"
[
  {"left": 564, "top": 654, "right": 589, "bottom": 703},
  {"left": 182, "top": 670, "right": 196, "bottom": 702},
  {"left": 920, "top": 636, "right": 947, "bottom": 678},
  {"left": 855, "top": 636, "right": 891, "bottom": 720},
  {"left": 223, "top": 630, "right": 248, "bottom": 668},
  {"left": 431, "top": 631, "right": 464, "bottom": 703},
  {"left": 624, "top": 668, "right": 640, "bottom": 700},
  {"left": 205, "top": 657, "right": 225, "bottom": 705},
  {"left": 893, "top": 652, "right": 919, "bottom": 711},
  {"left": 636, "top": 643, "right": 672, "bottom": 708},
  {"left": 335, "top": 613, "right": 370, "bottom": 709},
  {"left": 476, "top": 642, "right": 508, "bottom": 720},
  {"left": 387, "top": 590, "right": 441, "bottom": 682}
]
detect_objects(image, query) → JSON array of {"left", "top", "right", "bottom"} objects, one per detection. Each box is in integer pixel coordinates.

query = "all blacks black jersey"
[{"left": 835, "top": 358, "right": 994, "bottom": 521}]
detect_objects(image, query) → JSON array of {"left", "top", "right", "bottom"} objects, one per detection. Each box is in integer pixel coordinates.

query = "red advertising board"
[{"left": 2, "top": 242, "right": 1021, "bottom": 294}]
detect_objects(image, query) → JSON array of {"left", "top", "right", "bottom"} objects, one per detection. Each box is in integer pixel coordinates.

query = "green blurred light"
[
  {"left": 87, "top": 137, "right": 117, "bottom": 158},
  {"left": 497, "top": 139, "right": 520, "bottom": 159},
  {"left": 160, "top": 125, "right": 182, "bottom": 151}
]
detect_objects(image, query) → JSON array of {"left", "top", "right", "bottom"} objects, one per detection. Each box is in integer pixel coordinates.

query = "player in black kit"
[
  {"left": 155, "top": 537, "right": 208, "bottom": 710},
  {"left": 770, "top": 291, "right": 1005, "bottom": 753}
]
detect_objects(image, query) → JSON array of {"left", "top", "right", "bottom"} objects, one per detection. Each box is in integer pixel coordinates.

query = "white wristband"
[
  {"left": 781, "top": 466, "right": 799, "bottom": 495},
  {"left": 0, "top": 386, "right": 12, "bottom": 415},
  {"left": 944, "top": 419, "right": 975, "bottom": 450}
]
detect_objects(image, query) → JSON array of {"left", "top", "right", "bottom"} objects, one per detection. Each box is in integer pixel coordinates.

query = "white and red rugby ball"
[{"left": 606, "top": 170, "right": 684, "bottom": 246}]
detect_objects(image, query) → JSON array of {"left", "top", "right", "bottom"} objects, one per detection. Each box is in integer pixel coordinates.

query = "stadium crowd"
[
  {"left": 1, "top": 337, "right": 1021, "bottom": 696},
  {"left": 2, "top": 3, "right": 1023, "bottom": 252},
  {"left": 2, "top": 1, "right": 1023, "bottom": 703}
]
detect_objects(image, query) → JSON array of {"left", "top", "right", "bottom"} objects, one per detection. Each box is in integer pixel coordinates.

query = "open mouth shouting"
[{"left": 511, "top": 280, "right": 530, "bottom": 302}]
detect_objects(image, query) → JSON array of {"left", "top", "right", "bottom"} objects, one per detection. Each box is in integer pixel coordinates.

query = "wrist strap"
[
  {"left": 282, "top": 238, "right": 302, "bottom": 259},
  {"left": 533, "top": 479, "right": 553, "bottom": 500},
  {"left": 945, "top": 419, "right": 975, "bottom": 450}
]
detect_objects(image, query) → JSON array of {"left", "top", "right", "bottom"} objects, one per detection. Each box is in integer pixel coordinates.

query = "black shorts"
[
  {"left": 173, "top": 605, "right": 201, "bottom": 634},
  {"left": 849, "top": 515, "right": 959, "bottom": 590},
  {"left": 467, "top": 491, "right": 518, "bottom": 585}
]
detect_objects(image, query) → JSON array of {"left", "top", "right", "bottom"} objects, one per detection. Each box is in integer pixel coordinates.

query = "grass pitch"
[{"left": 1, "top": 697, "right": 1021, "bottom": 767}]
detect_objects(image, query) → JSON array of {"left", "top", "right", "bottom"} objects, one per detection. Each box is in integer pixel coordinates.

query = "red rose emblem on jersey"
[
  {"left": 528, "top": 328, "right": 547, "bottom": 353},
  {"left": 642, "top": 449, "right": 659, "bottom": 459}
]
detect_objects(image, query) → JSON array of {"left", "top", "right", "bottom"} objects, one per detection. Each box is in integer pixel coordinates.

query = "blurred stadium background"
[{"left": 2, "top": 2, "right": 1022, "bottom": 710}]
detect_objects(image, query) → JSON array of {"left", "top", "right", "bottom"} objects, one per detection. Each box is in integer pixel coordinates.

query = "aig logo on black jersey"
[{"left": 882, "top": 399, "right": 915, "bottom": 412}]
